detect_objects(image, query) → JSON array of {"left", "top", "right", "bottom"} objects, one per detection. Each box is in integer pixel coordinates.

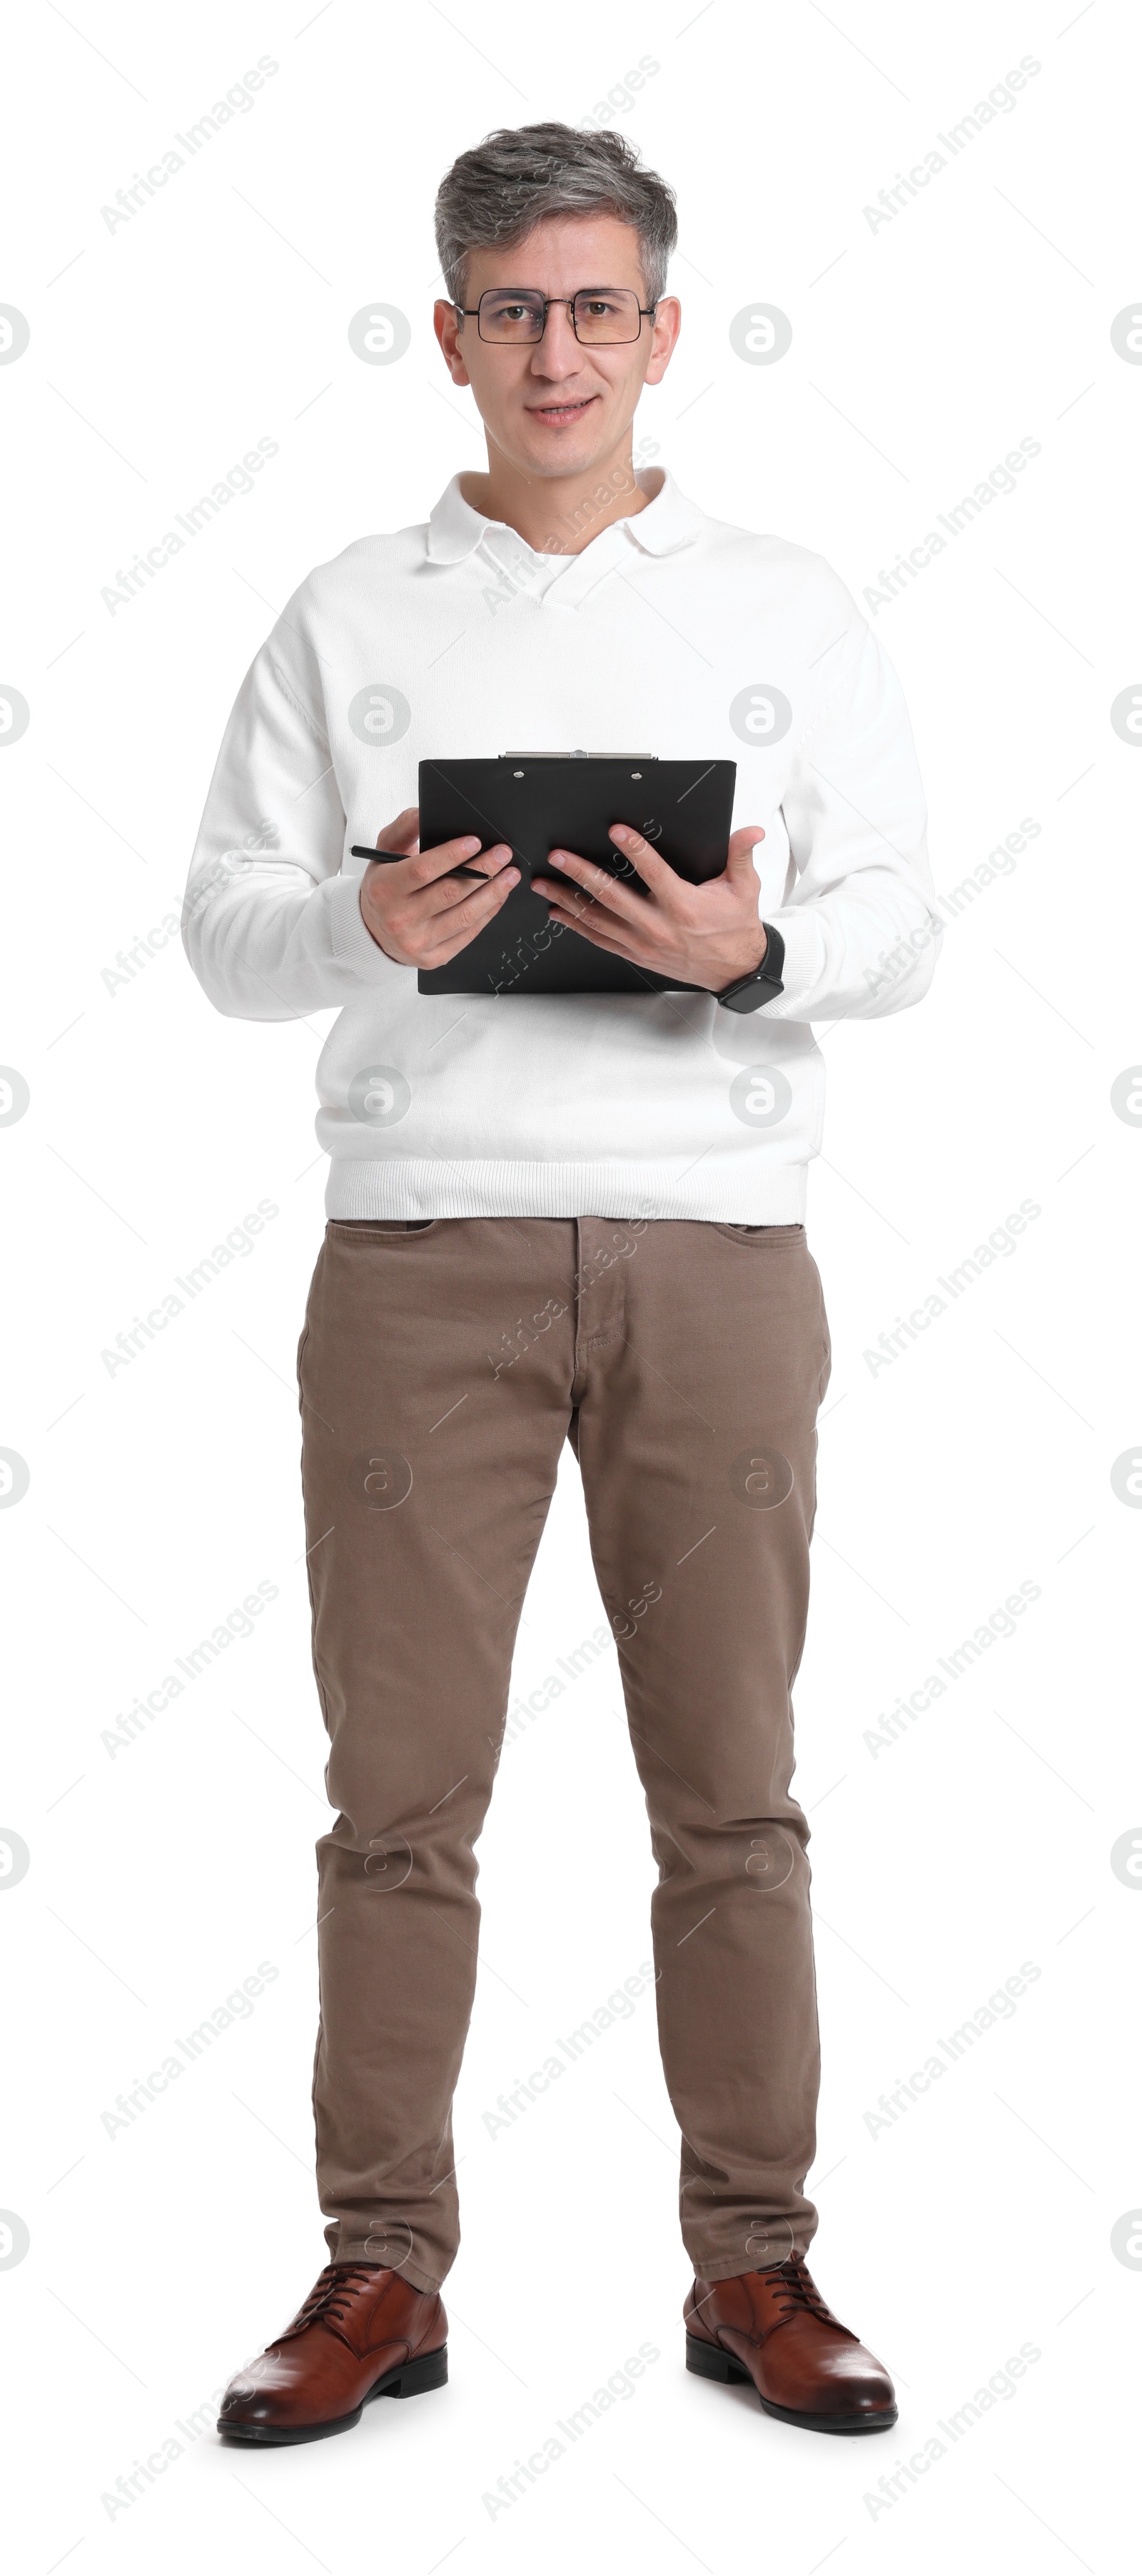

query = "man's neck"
[{"left": 458, "top": 440, "right": 652, "bottom": 557}]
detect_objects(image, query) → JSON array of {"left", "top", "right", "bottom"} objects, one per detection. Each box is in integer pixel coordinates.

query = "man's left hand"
[{"left": 532, "top": 823, "right": 769, "bottom": 993}]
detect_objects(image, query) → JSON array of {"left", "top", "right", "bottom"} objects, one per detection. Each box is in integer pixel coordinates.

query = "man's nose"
[{"left": 531, "top": 305, "right": 582, "bottom": 367}]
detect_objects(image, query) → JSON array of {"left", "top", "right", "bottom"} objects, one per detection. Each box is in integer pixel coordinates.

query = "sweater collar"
[{"left": 424, "top": 466, "right": 704, "bottom": 567}]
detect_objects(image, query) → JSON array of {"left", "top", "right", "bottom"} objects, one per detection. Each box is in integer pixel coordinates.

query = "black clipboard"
[{"left": 414, "top": 754, "right": 737, "bottom": 996}]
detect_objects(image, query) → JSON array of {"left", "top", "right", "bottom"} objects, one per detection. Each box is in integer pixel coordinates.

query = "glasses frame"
[{"left": 455, "top": 286, "right": 658, "bottom": 346}]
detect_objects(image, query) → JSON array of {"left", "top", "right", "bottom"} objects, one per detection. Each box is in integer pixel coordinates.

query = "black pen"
[{"left": 350, "top": 843, "right": 490, "bottom": 882}]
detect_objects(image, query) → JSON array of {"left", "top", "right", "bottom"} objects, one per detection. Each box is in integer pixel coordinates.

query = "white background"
[{"left": 1, "top": 1, "right": 1138, "bottom": 2568}]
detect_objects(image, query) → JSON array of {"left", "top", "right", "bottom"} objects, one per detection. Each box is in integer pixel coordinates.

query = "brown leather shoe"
[
  {"left": 685, "top": 2255, "right": 896, "bottom": 2435},
  {"left": 218, "top": 2262, "right": 448, "bottom": 2445}
]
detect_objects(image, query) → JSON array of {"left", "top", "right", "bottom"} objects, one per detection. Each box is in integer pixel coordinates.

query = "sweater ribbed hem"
[{"left": 324, "top": 1157, "right": 809, "bottom": 1223}]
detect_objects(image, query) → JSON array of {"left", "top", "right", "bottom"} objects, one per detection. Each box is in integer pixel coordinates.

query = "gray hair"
[{"left": 434, "top": 121, "right": 678, "bottom": 310}]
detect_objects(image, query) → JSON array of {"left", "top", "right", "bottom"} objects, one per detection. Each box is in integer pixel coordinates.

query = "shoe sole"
[
  {"left": 218, "top": 2341, "right": 448, "bottom": 2445},
  {"left": 685, "top": 2333, "right": 896, "bottom": 2435}
]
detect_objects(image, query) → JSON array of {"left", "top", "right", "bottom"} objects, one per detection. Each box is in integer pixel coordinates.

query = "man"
[{"left": 186, "top": 121, "right": 938, "bottom": 2447}]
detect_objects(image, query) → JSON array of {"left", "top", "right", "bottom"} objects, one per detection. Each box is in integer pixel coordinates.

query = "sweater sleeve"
[
  {"left": 182, "top": 607, "right": 393, "bottom": 1021},
  {"left": 760, "top": 615, "right": 941, "bottom": 1024}
]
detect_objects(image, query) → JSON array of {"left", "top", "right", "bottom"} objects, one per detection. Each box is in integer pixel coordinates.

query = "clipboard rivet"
[{"left": 513, "top": 769, "right": 524, "bottom": 777}]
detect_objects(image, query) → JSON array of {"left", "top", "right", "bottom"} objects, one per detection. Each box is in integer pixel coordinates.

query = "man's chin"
[{"left": 507, "top": 413, "right": 616, "bottom": 478}]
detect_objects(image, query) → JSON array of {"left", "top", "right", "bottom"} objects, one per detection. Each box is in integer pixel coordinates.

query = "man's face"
[{"left": 435, "top": 213, "right": 679, "bottom": 482}]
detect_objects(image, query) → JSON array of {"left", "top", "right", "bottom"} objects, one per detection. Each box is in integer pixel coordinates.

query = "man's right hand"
[{"left": 358, "top": 807, "right": 519, "bottom": 967}]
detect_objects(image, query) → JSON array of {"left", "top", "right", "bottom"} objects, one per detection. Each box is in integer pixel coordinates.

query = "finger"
[
  {"left": 374, "top": 806, "right": 420, "bottom": 855},
  {"left": 400, "top": 832, "right": 492, "bottom": 887},
  {"left": 416, "top": 845, "right": 516, "bottom": 918},
  {"left": 532, "top": 871, "right": 610, "bottom": 914},
  {"left": 533, "top": 874, "right": 651, "bottom": 946},
  {"left": 430, "top": 864, "right": 519, "bottom": 941},
  {"left": 605, "top": 823, "right": 679, "bottom": 895},
  {"left": 423, "top": 869, "right": 520, "bottom": 960},
  {"left": 547, "top": 921, "right": 661, "bottom": 976},
  {"left": 532, "top": 884, "right": 628, "bottom": 941},
  {"left": 542, "top": 847, "right": 655, "bottom": 925},
  {"left": 542, "top": 901, "right": 656, "bottom": 965}
]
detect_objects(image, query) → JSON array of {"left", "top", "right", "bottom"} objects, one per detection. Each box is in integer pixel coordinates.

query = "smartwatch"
[{"left": 716, "top": 923, "right": 785, "bottom": 1013}]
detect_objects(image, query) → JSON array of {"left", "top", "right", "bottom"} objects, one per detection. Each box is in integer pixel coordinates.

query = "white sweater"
[{"left": 183, "top": 468, "right": 938, "bottom": 1221}]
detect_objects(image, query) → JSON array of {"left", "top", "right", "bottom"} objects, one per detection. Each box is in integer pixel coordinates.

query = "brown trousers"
[{"left": 298, "top": 1215, "right": 832, "bottom": 2290}]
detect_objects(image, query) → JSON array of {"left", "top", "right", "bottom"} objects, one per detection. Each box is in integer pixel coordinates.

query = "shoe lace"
[
  {"left": 279, "top": 2263, "right": 381, "bottom": 2343},
  {"left": 765, "top": 2253, "right": 844, "bottom": 2331}
]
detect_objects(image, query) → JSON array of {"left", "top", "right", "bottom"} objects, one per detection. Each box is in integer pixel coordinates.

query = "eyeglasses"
[{"left": 456, "top": 286, "right": 656, "bottom": 345}]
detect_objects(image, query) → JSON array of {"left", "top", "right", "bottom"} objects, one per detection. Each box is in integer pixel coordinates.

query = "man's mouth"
[{"left": 526, "top": 395, "right": 600, "bottom": 424}]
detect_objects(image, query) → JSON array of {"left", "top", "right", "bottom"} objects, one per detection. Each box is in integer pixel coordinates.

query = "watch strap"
[{"left": 716, "top": 922, "right": 785, "bottom": 1010}]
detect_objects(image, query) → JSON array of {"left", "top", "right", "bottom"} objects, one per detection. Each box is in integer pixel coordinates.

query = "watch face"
[
  {"left": 719, "top": 929, "right": 784, "bottom": 1011},
  {"left": 721, "top": 966, "right": 783, "bottom": 1011}
]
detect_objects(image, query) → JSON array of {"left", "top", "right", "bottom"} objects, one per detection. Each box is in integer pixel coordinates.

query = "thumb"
[{"left": 724, "top": 824, "right": 765, "bottom": 882}]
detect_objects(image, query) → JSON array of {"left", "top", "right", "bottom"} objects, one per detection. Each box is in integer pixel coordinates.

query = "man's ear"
[
  {"left": 644, "top": 297, "right": 682, "bottom": 388},
  {"left": 434, "top": 299, "right": 471, "bottom": 386}
]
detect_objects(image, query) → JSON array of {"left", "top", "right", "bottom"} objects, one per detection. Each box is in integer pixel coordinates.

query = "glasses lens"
[
  {"left": 479, "top": 291, "right": 545, "bottom": 342},
  {"left": 572, "top": 289, "right": 641, "bottom": 343}
]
